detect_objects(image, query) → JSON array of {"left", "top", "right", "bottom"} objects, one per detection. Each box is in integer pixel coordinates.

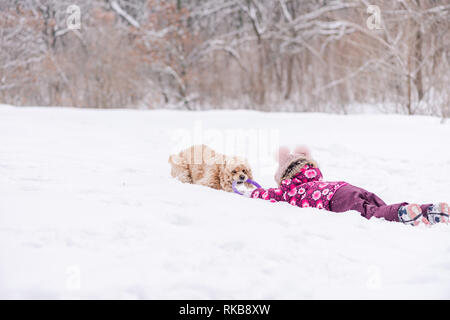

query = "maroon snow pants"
[{"left": 329, "top": 184, "right": 431, "bottom": 222}]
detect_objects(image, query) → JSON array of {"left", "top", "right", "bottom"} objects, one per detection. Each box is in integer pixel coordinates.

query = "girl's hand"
[{"left": 240, "top": 190, "right": 253, "bottom": 198}]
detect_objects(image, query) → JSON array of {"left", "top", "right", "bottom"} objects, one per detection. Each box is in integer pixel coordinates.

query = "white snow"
[{"left": 0, "top": 105, "right": 449, "bottom": 299}]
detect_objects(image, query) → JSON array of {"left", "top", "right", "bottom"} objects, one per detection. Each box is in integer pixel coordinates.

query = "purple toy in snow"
[{"left": 232, "top": 179, "right": 261, "bottom": 195}]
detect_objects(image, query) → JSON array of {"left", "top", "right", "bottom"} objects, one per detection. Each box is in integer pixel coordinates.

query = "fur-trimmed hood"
[{"left": 274, "top": 145, "right": 318, "bottom": 185}]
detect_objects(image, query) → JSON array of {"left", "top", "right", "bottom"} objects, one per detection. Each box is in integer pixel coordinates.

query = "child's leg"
[{"left": 330, "top": 184, "right": 410, "bottom": 222}]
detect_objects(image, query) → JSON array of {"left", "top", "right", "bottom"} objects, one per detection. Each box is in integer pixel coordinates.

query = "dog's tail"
[
  {"left": 168, "top": 154, "right": 185, "bottom": 166},
  {"left": 168, "top": 153, "right": 192, "bottom": 180}
]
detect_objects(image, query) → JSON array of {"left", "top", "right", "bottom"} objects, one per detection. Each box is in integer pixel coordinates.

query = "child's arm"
[
  {"left": 249, "top": 186, "right": 286, "bottom": 202},
  {"left": 246, "top": 180, "right": 297, "bottom": 203},
  {"left": 245, "top": 166, "right": 323, "bottom": 202},
  {"left": 242, "top": 166, "right": 323, "bottom": 202}
]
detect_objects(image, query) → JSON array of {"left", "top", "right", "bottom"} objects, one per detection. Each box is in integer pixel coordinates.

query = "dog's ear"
[
  {"left": 168, "top": 154, "right": 183, "bottom": 165},
  {"left": 246, "top": 163, "right": 254, "bottom": 181},
  {"left": 244, "top": 166, "right": 254, "bottom": 189},
  {"left": 247, "top": 166, "right": 253, "bottom": 180},
  {"left": 219, "top": 160, "right": 233, "bottom": 192}
]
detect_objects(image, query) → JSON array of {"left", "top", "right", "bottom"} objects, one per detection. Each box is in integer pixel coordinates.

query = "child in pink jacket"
[{"left": 242, "top": 146, "right": 448, "bottom": 226}]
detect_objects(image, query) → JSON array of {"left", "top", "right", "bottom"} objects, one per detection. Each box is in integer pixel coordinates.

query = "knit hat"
[{"left": 274, "top": 145, "right": 312, "bottom": 185}]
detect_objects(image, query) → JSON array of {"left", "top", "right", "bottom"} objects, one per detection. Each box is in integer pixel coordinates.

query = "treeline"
[{"left": 0, "top": 0, "right": 449, "bottom": 117}]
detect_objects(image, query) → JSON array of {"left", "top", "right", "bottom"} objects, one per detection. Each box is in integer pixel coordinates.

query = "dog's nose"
[{"left": 239, "top": 175, "right": 245, "bottom": 180}]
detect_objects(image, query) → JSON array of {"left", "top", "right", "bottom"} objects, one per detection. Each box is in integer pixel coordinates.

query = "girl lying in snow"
[{"left": 240, "top": 146, "right": 449, "bottom": 226}]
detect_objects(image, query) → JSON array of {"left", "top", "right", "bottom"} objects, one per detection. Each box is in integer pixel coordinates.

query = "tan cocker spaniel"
[{"left": 168, "top": 145, "right": 253, "bottom": 192}]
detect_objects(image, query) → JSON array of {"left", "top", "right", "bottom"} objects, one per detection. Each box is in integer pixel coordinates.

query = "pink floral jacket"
[{"left": 250, "top": 165, "right": 347, "bottom": 210}]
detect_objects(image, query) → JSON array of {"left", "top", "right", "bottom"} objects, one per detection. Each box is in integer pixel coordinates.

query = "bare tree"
[{"left": 0, "top": 0, "right": 449, "bottom": 115}]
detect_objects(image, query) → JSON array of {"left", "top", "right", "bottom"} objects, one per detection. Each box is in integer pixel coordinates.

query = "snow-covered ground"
[{"left": 0, "top": 105, "right": 449, "bottom": 299}]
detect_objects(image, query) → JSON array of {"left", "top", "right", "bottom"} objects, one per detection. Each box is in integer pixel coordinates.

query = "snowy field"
[{"left": 0, "top": 105, "right": 449, "bottom": 299}]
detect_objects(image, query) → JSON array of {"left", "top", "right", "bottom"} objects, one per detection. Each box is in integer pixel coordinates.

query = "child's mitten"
[{"left": 240, "top": 189, "right": 254, "bottom": 198}]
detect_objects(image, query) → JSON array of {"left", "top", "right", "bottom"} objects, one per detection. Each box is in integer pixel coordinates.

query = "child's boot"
[
  {"left": 425, "top": 202, "right": 449, "bottom": 225},
  {"left": 398, "top": 204, "right": 430, "bottom": 226}
]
